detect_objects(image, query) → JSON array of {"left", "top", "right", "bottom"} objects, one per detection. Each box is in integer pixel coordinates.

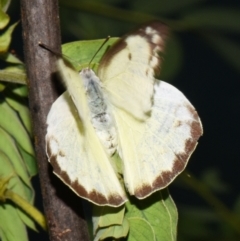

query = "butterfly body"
[
  {"left": 80, "top": 68, "right": 118, "bottom": 156},
  {"left": 46, "top": 21, "right": 203, "bottom": 206}
]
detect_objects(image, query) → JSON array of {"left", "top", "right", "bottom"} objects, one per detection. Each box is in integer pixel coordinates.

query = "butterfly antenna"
[
  {"left": 88, "top": 36, "right": 111, "bottom": 68},
  {"left": 39, "top": 42, "right": 82, "bottom": 69},
  {"left": 38, "top": 42, "right": 62, "bottom": 57}
]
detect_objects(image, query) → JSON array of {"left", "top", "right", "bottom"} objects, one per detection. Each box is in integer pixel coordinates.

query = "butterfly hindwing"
[
  {"left": 46, "top": 59, "right": 127, "bottom": 206},
  {"left": 114, "top": 80, "right": 202, "bottom": 198}
]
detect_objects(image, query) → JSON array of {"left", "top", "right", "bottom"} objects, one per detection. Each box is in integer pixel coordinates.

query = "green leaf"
[
  {"left": 0, "top": 21, "right": 18, "bottom": 52},
  {"left": 62, "top": 38, "right": 119, "bottom": 71},
  {"left": 0, "top": 8, "right": 9, "bottom": 29},
  {"left": 17, "top": 145, "right": 37, "bottom": 177},
  {"left": 0, "top": 204, "right": 28, "bottom": 241},
  {"left": 0, "top": 69, "right": 27, "bottom": 84},
  {"left": 0, "top": 151, "right": 29, "bottom": 201},
  {"left": 11, "top": 85, "right": 28, "bottom": 97},
  {"left": 0, "top": 151, "right": 36, "bottom": 234},
  {"left": 126, "top": 189, "right": 177, "bottom": 241},
  {"left": 0, "top": 147, "right": 33, "bottom": 202},
  {"left": 92, "top": 205, "right": 125, "bottom": 233},
  {"left": 5, "top": 91, "right": 33, "bottom": 136},
  {"left": 0, "top": 128, "right": 31, "bottom": 189},
  {"left": 0, "top": 82, "right": 5, "bottom": 91},
  {"left": 128, "top": 217, "right": 155, "bottom": 241},
  {"left": 0, "top": 52, "right": 24, "bottom": 64},
  {"left": 0, "top": 101, "right": 34, "bottom": 155},
  {"left": 0, "top": 228, "right": 8, "bottom": 241},
  {"left": 16, "top": 208, "right": 37, "bottom": 232},
  {"left": 92, "top": 189, "right": 178, "bottom": 240},
  {"left": 0, "top": 0, "right": 11, "bottom": 12},
  {"left": 93, "top": 205, "right": 129, "bottom": 240},
  {"left": 94, "top": 217, "right": 129, "bottom": 241},
  {"left": 182, "top": 8, "right": 240, "bottom": 33}
]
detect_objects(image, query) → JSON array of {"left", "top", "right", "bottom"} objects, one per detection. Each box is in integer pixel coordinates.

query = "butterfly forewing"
[{"left": 98, "top": 22, "right": 168, "bottom": 120}]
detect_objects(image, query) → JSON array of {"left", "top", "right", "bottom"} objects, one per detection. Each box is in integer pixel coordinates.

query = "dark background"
[{"left": 7, "top": 0, "right": 240, "bottom": 240}]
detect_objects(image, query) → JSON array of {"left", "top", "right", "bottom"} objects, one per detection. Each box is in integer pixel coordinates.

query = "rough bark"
[{"left": 20, "top": 0, "right": 90, "bottom": 240}]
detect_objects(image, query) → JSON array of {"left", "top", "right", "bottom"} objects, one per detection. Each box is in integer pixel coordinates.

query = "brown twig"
[{"left": 20, "top": 0, "right": 90, "bottom": 240}]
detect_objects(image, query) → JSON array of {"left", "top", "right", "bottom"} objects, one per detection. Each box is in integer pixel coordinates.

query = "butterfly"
[{"left": 45, "top": 21, "right": 203, "bottom": 207}]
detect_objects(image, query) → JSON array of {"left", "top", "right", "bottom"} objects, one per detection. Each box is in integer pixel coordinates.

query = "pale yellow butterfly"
[{"left": 46, "top": 21, "right": 203, "bottom": 207}]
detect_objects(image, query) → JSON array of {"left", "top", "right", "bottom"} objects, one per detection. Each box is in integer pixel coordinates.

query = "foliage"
[
  {"left": 0, "top": 1, "right": 45, "bottom": 241},
  {"left": 58, "top": 1, "right": 240, "bottom": 239},
  {"left": 1, "top": 0, "right": 240, "bottom": 240}
]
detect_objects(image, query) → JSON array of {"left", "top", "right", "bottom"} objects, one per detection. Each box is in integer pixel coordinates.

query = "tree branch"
[{"left": 20, "top": 0, "right": 90, "bottom": 240}]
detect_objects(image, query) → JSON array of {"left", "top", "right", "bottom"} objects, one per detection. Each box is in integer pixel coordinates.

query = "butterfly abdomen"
[{"left": 80, "top": 68, "right": 118, "bottom": 156}]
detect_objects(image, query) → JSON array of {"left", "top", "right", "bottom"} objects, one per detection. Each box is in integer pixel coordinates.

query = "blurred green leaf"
[
  {"left": 59, "top": 0, "right": 154, "bottom": 27},
  {"left": 0, "top": 52, "right": 24, "bottom": 64},
  {"left": 178, "top": 207, "right": 218, "bottom": 240},
  {"left": 0, "top": 82, "right": 5, "bottom": 91},
  {"left": 203, "top": 33, "right": 240, "bottom": 72},
  {"left": 131, "top": 0, "right": 206, "bottom": 15},
  {"left": 201, "top": 168, "right": 229, "bottom": 193},
  {"left": 0, "top": 69, "right": 27, "bottom": 84},
  {"left": 11, "top": 85, "right": 28, "bottom": 97},
  {"left": 182, "top": 8, "right": 240, "bottom": 33},
  {"left": 0, "top": 21, "right": 18, "bottom": 52},
  {"left": 233, "top": 196, "right": 240, "bottom": 216},
  {"left": 0, "top": 0, "right": 11, "bottom": 12},
  {"left": 0, "top": 228, "right": 8, "bottom": 241},
  {"left": 0, "top": 8, "right": 9, "bottom": 29}
]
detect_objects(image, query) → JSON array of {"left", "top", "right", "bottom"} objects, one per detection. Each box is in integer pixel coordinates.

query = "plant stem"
[{"left": 5, "top": 189, "right": 47, "bottom": 230}]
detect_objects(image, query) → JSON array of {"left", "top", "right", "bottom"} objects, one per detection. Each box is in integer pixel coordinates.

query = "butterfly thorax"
[{"left": 80, "top": 68, "right": 118, "bottom": 156}]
